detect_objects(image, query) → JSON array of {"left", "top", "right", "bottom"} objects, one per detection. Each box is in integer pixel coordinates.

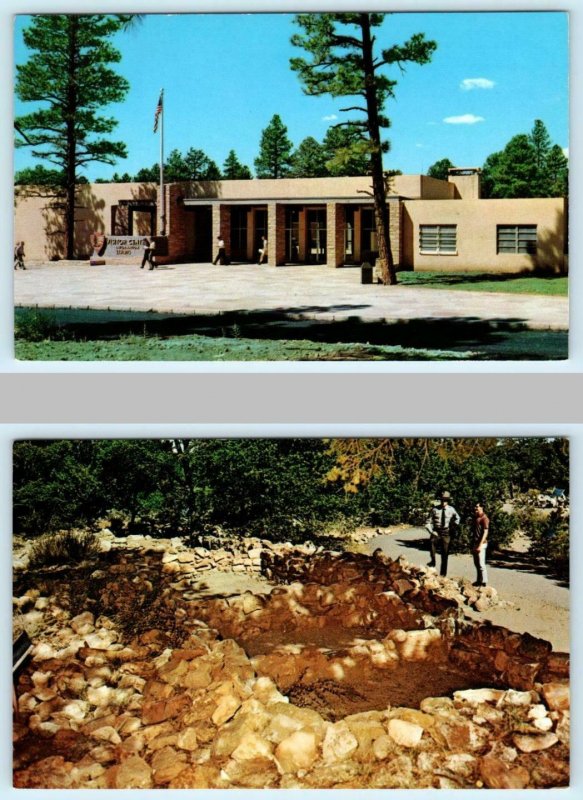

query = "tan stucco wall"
[
  {"left": 402, "top": 197, "right": 566, "bottom": 274},
  {"left": 419, "top": 176, "right": 456, "bottom": 200},
  {"left": 180, "top": 174, "right": 450, "bottom": 201},
  {"left": 14, "top": 178, "right": 566, "bottom": 274},
  {"left": 14, "top": 183, "right": 158, "bottom": 260},
  {"left": 448, "top": 173, "right": 481, "bottom": 199}
]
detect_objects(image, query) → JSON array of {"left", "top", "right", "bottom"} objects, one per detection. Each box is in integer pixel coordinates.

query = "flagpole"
[{"left": 159, "top": 88, "right": 165, "bottom": 236}]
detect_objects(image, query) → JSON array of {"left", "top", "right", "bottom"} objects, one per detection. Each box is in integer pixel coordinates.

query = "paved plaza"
[{"left": 14, "top": 262, "right": 568, "bottom": 331}]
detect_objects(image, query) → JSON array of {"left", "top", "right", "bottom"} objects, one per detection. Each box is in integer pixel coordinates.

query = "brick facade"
[{"left": 327, "top": 202, "right": 346, "bottom": 268}]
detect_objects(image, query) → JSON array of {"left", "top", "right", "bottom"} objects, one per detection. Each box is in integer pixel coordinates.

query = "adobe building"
[{"left": 14, "top": 169, "right": 567, "bottom": 274}]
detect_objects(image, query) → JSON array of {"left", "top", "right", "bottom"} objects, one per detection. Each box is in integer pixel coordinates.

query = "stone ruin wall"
[{"left": 13, "top": 533, "right": 570, "bottom": 789}]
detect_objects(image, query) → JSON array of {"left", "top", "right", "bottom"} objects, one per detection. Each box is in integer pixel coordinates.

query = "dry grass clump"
[{"left": 27, "top": 530, "right": 100, "bottom": 570}]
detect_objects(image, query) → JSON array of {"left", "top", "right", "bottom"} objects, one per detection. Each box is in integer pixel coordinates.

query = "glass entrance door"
[
  {"left": 285, "top": 208, "right": 300, "bottom": 262},
  {"left": 307, "top": 209, "right": 326, "bottom": 264}
]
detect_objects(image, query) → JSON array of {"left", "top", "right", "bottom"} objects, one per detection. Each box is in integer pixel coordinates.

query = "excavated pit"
[
  {"left": 13, "top": 545, "right": 570, "bottom": 790},
  {"left": 207, "top": 616, "right": 505, "bottom": 721}
]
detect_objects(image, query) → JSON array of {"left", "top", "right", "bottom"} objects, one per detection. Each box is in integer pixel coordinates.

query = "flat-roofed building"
[{"left": 14, "top": 168, "right": 567, "bottom": 274}]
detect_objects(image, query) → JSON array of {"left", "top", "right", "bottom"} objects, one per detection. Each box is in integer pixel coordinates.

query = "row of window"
[{"left": 419, "top": 224, "right": 538, "bottom": 255}]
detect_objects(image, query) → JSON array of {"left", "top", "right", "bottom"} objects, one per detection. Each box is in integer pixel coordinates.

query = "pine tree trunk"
[{"left": 360, "top": 14, "right": 397, "bottom": 285}]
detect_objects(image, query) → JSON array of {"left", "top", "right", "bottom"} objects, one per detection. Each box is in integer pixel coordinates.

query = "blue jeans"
[{"left": 473, "top": 544, "right": 488, "bottom": 585}]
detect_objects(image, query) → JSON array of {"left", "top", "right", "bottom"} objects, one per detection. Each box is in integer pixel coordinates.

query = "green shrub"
[
  {"left": 28, "top": 530, "right": 100, "bottom": 569},
  {"left": 15, "top": 309, "right": 65, "bottom": 342},
  {"left": 517, "top": 507, "right": 569, "bottom": 573}
]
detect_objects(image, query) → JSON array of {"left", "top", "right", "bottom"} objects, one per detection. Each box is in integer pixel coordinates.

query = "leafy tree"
[
  {"left": 13, "top": 440, "right": 103, "bottom": 534},
  {"left": 291, "top": 13, "right": 436, "bottom": 284},
  {"left": 94, "top": 440, "right": 170, "bottom": 528},
  {"left": 426, "top": 158, "right": 454, "bottom": 181},
  {"left": 290, "top": 136, "right": 328, "bottom": 177},
  {"left": 223, "top": 149, "right": 252, "bottom": 179},
  {"left": 15, "top": 15, "right": 131, "bottom": 259},
  {"left": 254, "top": 114, "right": 294, "bottom": 178},
  {"left": 322, "top": 124, "right": 371, "bottom": 176}
]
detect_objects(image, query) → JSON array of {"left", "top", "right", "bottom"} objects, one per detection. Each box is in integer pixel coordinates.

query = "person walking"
[
  {"left": 471, "top": 502, "right": 490, "bottom": 587},
  {"left": 213, "top": 236, "right": 229, "bottom": 265},
  {"left": 140, "top": 237, "right": 156, "bottom": 270},
  {"left": 14, "top": 241, "right": 26, "bottom": 270},
  {"left": 257, "top": 235, "right": 268, "bottom": 264},
  {"left": 425, "top": 490, "right": 461, "bottom": 577}
]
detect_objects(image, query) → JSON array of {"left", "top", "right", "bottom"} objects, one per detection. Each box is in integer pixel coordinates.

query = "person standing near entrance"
[
  {"left": 425, "top": 490, "right": 461, "bottom": 577},
  {"left": 140, "top": 237, "right": 156, "bottom": 270},
  {"left": 257, "top": 236, "right": 268, "bottom": 264},
  {"left": 213, "top": 236, "right": 229, "bottom": 265},
  {"left": 471, "top": 502, "right": 490, "bottom": 587}
]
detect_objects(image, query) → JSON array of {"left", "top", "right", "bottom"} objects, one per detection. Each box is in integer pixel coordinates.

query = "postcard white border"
[
  {"left": 2, "top": 0, "right": 580, "bottom": 373},
  {"left": 1, "top": 421, "right": 580, "bottom": 798}
]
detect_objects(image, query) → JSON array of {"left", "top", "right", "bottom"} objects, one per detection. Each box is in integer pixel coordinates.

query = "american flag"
[{"left": 153, "top": 90, "right": 163, "bottom": 133}]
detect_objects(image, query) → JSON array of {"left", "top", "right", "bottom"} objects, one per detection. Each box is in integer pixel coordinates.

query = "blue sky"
[{"left": 13, "top": 11, "right": 569, "bottom": 180}]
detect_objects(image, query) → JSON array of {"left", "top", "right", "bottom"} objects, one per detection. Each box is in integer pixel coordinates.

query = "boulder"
[
  {"left": 322, "top": 721, "right": 359, "bottom": 763},
  {"left": 151, "top": 746, "right": 188, "bottom": 785},
  {"left": 275, "top": 729, "right": 319, "bottom": 773},
  {"left": 541, "top": 682, "right": 570, "bottom": 711},
  {"left": 212, "top": 693, "right": 242, "bottom": 726},
  {"left": 176, "top": 727, "right": 199, "bottom": 751},
  {"left": 513, "top": 732, "right": 559, "bottom": 752},
  {"left": 106, "top": 755, "right": 153, "bottom": 789},
  {"left": 231, "top": 732, "right": 273, "bottom": 762},
  {"left": 387, "top": 718, "right": 424, "bottom": 748},
  {"left": 479, "top": 755, "right": 530, "bottom": 789},
  {"left": 454, "top": 688, "right": 504, "bottom": 706}
]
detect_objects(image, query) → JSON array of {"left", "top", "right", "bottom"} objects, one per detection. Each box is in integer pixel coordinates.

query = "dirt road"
[{"left": 365, "top": 527, "right": 570, "bottom": 653}]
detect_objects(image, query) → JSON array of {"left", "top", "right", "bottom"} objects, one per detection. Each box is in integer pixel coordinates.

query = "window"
[
  {"left": 497, "top": 225, "right": 537, "bottom": 254},
  {"left": 419, "top": 224, "right": 457, "bottom": 254}
]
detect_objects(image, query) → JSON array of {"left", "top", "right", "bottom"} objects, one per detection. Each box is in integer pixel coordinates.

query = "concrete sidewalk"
[{"left": 14, "top": 262, "right": 569, "bottom": 331}]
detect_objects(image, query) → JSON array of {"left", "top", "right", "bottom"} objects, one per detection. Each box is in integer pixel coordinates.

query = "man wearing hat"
[{"left": 425, "top": 490, "right": 461, "bottom": 577}]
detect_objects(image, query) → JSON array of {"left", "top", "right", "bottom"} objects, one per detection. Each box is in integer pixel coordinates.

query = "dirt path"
[{"left": 365, "top": 527, "right": 570, "bottom": 653}]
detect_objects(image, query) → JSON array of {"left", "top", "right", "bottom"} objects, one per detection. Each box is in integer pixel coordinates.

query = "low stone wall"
[
  {"left": 13, "top": 545, "right": 570, "bottom": 789},
  {"left": 13, "top": 591, "right": 570, "bottom": 789}
]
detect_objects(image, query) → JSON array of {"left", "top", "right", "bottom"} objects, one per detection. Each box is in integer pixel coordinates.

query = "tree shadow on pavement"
[
  {"left": 488, "top": 546, "right": 569, "bottom": 589},
  {"left": 393, "top": 535, "right": 569, "bottom": 589},
  {"left": 15, "top": 305, "right": 568, "bottom": 360}
]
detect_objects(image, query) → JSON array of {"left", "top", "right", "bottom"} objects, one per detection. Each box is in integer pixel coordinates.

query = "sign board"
[{"left": 102, "top": 236, "right": 147, "bottom": 259}]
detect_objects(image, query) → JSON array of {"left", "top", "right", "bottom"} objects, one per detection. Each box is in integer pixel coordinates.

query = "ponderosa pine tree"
[
  {"left": 291, "top": 13, "right": 436, "bottom": 284},
  {"left": 482, "top": 121, "right": 568, "bottom": 198},
  {"left": 164, "top": 148, "right": 221, "bottom": 181},
  {"left": 530, "top": 119, "right": 552, "bottom": 173},
  {"left": 427, "top": 157, "right": 455, "bottom": 181},
  {"left": 289, "top": 136, "right": 328, "bottom": 177},
  {"left": 223, "top": 150, "right": 252, "bottom": 179},
  {"left": 254, "top": 114, "right": 294, "bottom": 178},
  {"left": 481, "top": 135, "right": 540, "bottom": 198},
  {"left": 322, "top": 123, "right": 372, "bottom": 176},
  {"left": 15, "top": 15, "right": 131, "bottom": 259},
  {"left": 545, "top": 144, "right": 568, "bottom": 196}
]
